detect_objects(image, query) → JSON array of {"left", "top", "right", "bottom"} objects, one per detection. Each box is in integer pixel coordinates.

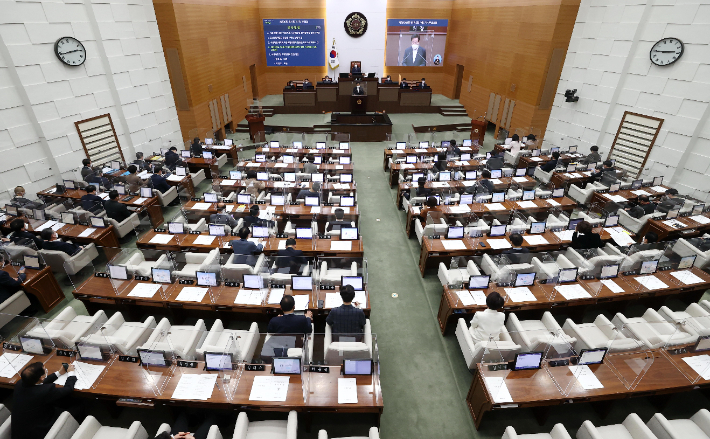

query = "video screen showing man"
[
  {"left": 386, "top": 20, "right": 448, "bottom": 67},
  {"left": 402, "top": 34, "right": 427, "bottom": 66},
  {"left": 351, "top": 61, "right": 362, "bottom": 75},
  {"left": 352, "top": 80, "right": 365, "bottom": 95}
]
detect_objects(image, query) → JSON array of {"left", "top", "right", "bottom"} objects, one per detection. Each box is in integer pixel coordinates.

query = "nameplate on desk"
[
  {"left": 177, "top": 360, "right": 198, "bottom": 368},
  {"left": 487, "top": 363, "right": 509, "bottom": 371},
  {"left": 119, "top": 355, "right": 139, "bottom": 363},
  {"left": 117, "top": 398, "right": 153, "bottom": 407},
  {"left": 323, "top": 202, "right": 334, "bottom": 206},
  {"left": 270, "top": 284, "right": 286, "bottom": 289},
  {"left": 548, "top": 359, "right": 570, "bottom": 367},
  {"left": 256, "top": 200, "right": 266, "bottom": 204},
  {"left": 191, "top": 197, "right": 201, "bottom": 201},
  {"left": 2, "top": 342, "right": 21, "bottom": 351},
  {"left": 167, "top": 303, "right": 183, "bottom": 308},
  {"left": 623, "top": 271, "right": 636, "bottom": 276},
  {"left": 580, "top": 275, "right": 595, "bottom": 280},
  {"left": 245, "top": 364, "right": 266, "bottom": 372},
  {"left": 94, "top": 272, "right": 109, "bottom": 278},
  {"left": 219, "top": 175, "right": 228, "bottom": 179},
  {"left": 431, "top": 234, "right": 441, "bottom": 239},
  {"left": 659, "top": 266, "right": 673, "bottom": 271},
  {"left": 290, "top": 202, "right": 299, "bottom": 205},
  {"left": 309, "top": 365, "right": 330, "bottom": 373},
  {"left": 56, "top": 349, "right": 75, "bottom": 357},
  {"left": 319, "top": 285, "right": 336, "bottom": 290},
  {"left": 189, "top": 231, "right": 201, "bottom": 235},
  {"left": 178, "top": 279, "right": 194, "bottom": 285},
  {"left": 153, "top": 228, "right": 166, "bottom": 233},
  {"left": 10, "top": 261, "right": 21, "bottom": 267},
  {"left": 224, "top": 281, "right": 240, "bottom": 287},
  {"left": 667, "top": 347, "right": 689, "bottom": 355},
  {"left": 135, "top": 275, "right": 151, "bottom": 281},
  {"left": 276, "top": 234, "right": 287, "bottom": 238}
]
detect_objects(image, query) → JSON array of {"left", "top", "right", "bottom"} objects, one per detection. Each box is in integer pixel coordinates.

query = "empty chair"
[
  {"left": 577, "top": 211, "right": 605, "bottom": 227},
  {"left": 414, "top": 217, "right": 449, "bottom": 245},
  {"left": 0, "top": 404, "right": 9, "bottom": 439},
  {"left": 701, "top": 300, "right": 710, "bottom": 314},
  {"left": 568, "top": 183, "right": 605, "bottom": 205},
  {"left": 155, "top": 186, "right": 178, "bottom": 207},
  {"left": 323, "top": 319, "right": 372, "bottom": 364},
  {"left": 534, "top": 166, "right": 553, "bottom": 185},
  {"left": 190, "top": 169, "right": 206, "bottom": 186},
  {"left": 173, "top": 249, "right": 220, "bottom": 279},
  {"left": 318, "top": 427, "right": 380, "bottom": 439},
  {"left": 105, "top": 212, "right": 141, "bottom": 239},
  {"left": 221, "top": 253, "right": 267, "bottom": 282},
  {"left": 577, "top": 413, "right": 658, "bottom": 439},
  {"left": 617, "top": 209, "right": 658, "bottom": 235},
  {"left": 647, "top": 409, "right": 710, "bottom": 439},
  {"left": 2, "top": 242, "right": 37, "bottom": 262},
  {"left": 25, "top": 308, "right": 108, "bottom": 349},
  {"left": 438, "top": 259, "right": 481, "bottom": 286},
  {"left": 619, "top": 249, "right": 664, "bottom": 272},
  {"left": 228, "top": 411, "right": 297, "bottom": 439},
  {"left": 215, "top": 153, "right": 228, "bottom": 169},
  {"left": 612, "top": 309, "right": 697, "bottom": 349},
  {"left": 138, "top": 318, "right": 207, "bottom": 360},
  {"left": 44, "top": 411, "right": 80, "bottom": 439},
  {"left": 532, "top": 254, "right": 576, "bottom": 280},
  {"left": 502, "top": 423, "right": 572, "bottom": 439},
  {"left": 0, "top": 288, "right": 31, "bottom": 329},
  {"left": 658, "top": 303, "right": 710, "bottom": 337},
  {"left": 546, "top": 213, "right": 569, "bottom": 229},
  {"left": 507, "top": 218, "right": 527, "bottom": 234},
  {"left": 564, "top": 248, "right": 624, "bottom": 276},
  {"left": 69, "top": 207, "right": 105, "bottom": 224},
  {"left": 671, "top": 238, "right": 710, "bottom": 269},
  {"left": 269, "top": 260, "right": 311, "bottom": 284},
  {"left": 195, "top": 319, "right": 259, "bottom": 362},
  {"left": 480, "top": 253, "right": 535, "bottom": 283},
  {"left": 173, "top": 216, "right": 207, "bottom": 232},
  {"left": 39, "top": 242, "right": 99, "bottom": 275},
  {"left": 562, "top": 314, "right": 642, "bottom": 352},
  {"left": 317, "top": 260, "right": 357, "bottom": 285},
  {"left": 65, "top": 416, "right": 168, "bottom": 439},
  {"left": 506, "top": 312, "right": 576, "bottom": 352},
  {"left": 45, "top": 203, "right": 68, "bottom": 220},
  {"left": 456, "top": 318, "right": 520, "bottom": 370},
  {"left": 119, "top": 251, "right": 170, "bottom": 277},
  {"left": 464, "top": 219, "right": 491, "bottom": 237},
  {"left": 81, "top": 313, "right": 156, "bottom": 356}
]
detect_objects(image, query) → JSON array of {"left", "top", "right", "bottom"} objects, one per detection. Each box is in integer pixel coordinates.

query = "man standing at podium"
[
  {"left": 352, "top": 80, "right": 365, "bottom": 95},
  {"left": 402, "top": 34, "right": 427, "bottom": 66}
]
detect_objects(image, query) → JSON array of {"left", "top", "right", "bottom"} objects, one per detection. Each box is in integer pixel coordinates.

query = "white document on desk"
[
  {"left": 414, "top": 148, "right": 428, "bottom": 153},
  {"left": 51, "top": 223, "right": 66, "bottom": 231},
  {"left": 469, "top": 290, "right": 487, "bottom": 305},
  {"left": 554, "top": 284, "right": 592, "bottom": 300},
  {"left": 411, "top": 206, "right": 421, "bottom": 215},
  {"left": 682, "top": 355, "right": 710, "bottom": 380},
  {"left": 486, "top": 203, "right": 506, "bottom": 211},
  {"left": 0, "top": 353, "right": 33, "bottom": 378},
  {"left": 35, "top": 221, "right": 56, "bottom": 232},
  {"left": 338, "top": 378, "right": 358, "bottom": 404},
  {"left": 192, "top": 203, "right": 211, "bottom": 210},
  {"left": 193, "top": 235, "right": 216, "bottom": 245},
  {"left": 456, "top": 290, "right": 474, "bottom": 306},
  {"left": 530, "top": 157, "right": 543, "bottom": 162},
  {"left": 268, "top": 289, "right": 285, "bottom": 305},
  {"left": 133, "top": 198, "right": 147, "bottom": 205},
  {"left": 294, "top": 294, "right": 310, "bottom": 311},
  {"left": 247, "top": 163, "right": 261, "bottom": 167},
  {"left": 610, "top": 231, "right": 636, "bottom": 247},
  {"left": 220, "top": 180, "right": 236, "bottom": 185},
  {"left": 513, "top": 177, "right": 528, "bottom": 183},
  {"left": 176, "top": 287, "right": 208, "bottom": 302},
  {"left": 249, "top": 376, "right": 290, "bottom": 401},
  {"left": 516, "top": 201, "right": 537, "bottom": 209},
  {"left": 430, "top": 182, "right": 449, "bottom": 188},
  {"left": 172, "top": 374, "right": 217, "bottom": 400},
  {"left": 56, "top": 362, "right": 105, "bottom": 390},
  {"left": 523, "top": 235, "right": 549, "bottom": 245},
  {"left": 690, "top": 215, "right": 710, "bottom": 225},
  {"left": 635, "top": 275, "right": 669, "bottom": 290},
  {"left": 604, "top": 194, "right": 627, "bottom": 203},
  {"left": 448, "top": 206, "right": 471, "bottom": 213},
  {"left": 671, "top": 270, "right": 704, "bottom": 285},
  {"left": 489, "top": 179, "right": 503, "bottom": 185},
  {"left": 569, "top": 365, "right": 604, "bottom": 390},
  {"left": 487, "top": 239, "right": 512, "bottom": 249},
  {"left": 335, "top": 165, "right": 344, "bottom": 170},
  {"left": 554, "top": 230, "right": 575, "bottom": 241},
  {"left": 460, "top": 181, "right": 476, "bottom": 187},
  {"left": 99, "top": 193, "right": 110, "bottom": 200},
  {"left": 484, "top": 377, "right": 513, "bottom": 403},
  {"left": 167, "top": 175, "right": 183, "bottom": 182},
  {"left": 277, "top": 240, "right": 287, "bottom": 250},
  {"left": 225, "top": 205, "right": 234, "bottom": 212},
  {"left": 149, "top": 234, "right": 173, "bottom": 244},
  {"left": 128, "top": 283, "right": 161, "bottom": 298},
  {"left": 441, "top": 240, "right": 466, "bottom": 250},
  {"left": 650, "top": 185, "right": 667, "bottom": 193},
  {"left": 546, "top": 199, "right": 561, "bottom": 207},
  {"left": 275, "top": 163, "right": 288, "bottom": 168},
  {"left": 78, "top": 228, "right": 96, "bottom": 238},
  {"left": 326, "top": 292, "right": 368, "bottom": 309},
  {"left": 234, "top": 289, "right": 266, "bottom": 305},
  {"left": 331, "top": 241, "right": 352, "bottom": 251},
  {"left": 631, "top": 190, "right": 651, "bottom": 197},
  {"left": 504, "top": 287, "right": 537, "bottom": 302},
  {"left": 663, "top": 220, "right": 685, "bottom": 228},
  {"left": 310, "top": 207, "right": 321, "bottom": 214},
  {"left": 601, "top": 279, "right": 624, "bottom": 293}
]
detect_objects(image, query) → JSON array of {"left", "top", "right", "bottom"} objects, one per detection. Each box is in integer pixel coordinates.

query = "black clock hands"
[{"left": 60, "top": 49, "right": 83, "bottom": 55}]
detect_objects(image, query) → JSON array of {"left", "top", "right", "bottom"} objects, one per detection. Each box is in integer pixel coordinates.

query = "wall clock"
[
  {"left": 344, "top": 12, "right": 368, "bottom": 37},
  {"left": 54, "top": 36, "right": 86, "bottom": 66},
  {"left": 650, "top": 37, "right": 683, "bottom": 66}
]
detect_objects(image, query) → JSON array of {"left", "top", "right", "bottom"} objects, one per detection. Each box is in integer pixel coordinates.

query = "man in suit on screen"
[{"left": 402, "top": 34, "right": 427, "bottom": 66}]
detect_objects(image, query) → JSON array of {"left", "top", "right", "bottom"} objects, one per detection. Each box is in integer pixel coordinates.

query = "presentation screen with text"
[
  {"left": 263, "top": 19, "right": 325, "bottom": 67},
  {"left": 385, "top": 19, "right": 448, "bottom": 67}
]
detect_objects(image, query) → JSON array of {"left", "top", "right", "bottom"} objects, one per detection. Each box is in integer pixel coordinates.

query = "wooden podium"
[
  {"left": 351, "top": 95, "right": 367, "bottom": 114},
  {"left": 245, "top": 115, "right": 265, "bottom": 142},
  {"left": 471, "top": 119, "right": 486, "bottom": 145}
]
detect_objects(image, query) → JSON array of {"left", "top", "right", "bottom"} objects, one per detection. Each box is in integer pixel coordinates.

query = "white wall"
[
  {"left": 545, "top": 0, "right": 710, "bottom": 202},
  {"left": 0, "top": 0, "right": 181, "bottom": 204},
  {"left": 326, "top": 0, "right": 387, "bottom": 77}
]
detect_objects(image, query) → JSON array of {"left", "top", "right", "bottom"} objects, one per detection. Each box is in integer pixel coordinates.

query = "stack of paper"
[
  {"left": 603, "top": 194, "right": 627, "bottom": 203},
  {"left": 635, "top": 275, "right": 669, "bottom": 290},
  {"left": 193, "top": 235, "right": 216, "bottom": 245},
  {"left": 338, "top": 378, "right": 358, "bottom": 404},
  {"left": 505, "top": 287, "right": 537, "bottom": 302},
  {"left": 523, "top": 235, "right": 549, "bottom": 245},
  {"left": 516, "top": 201, "right": 537, "bottom": 209},
  {"left": 546, "top": 199, "right": 561, "bottom": 206},
  {"left": 631, "top": 190, "right": 651, "bottom": 196},
  {"left": 267, "top": 289, "right": 285, "bottom": 304},
  {"left": 56, "top": 362, "right": 105, "bottom": 390},
  {"left": 149, "top": 234, "right": 173, "bottom": 244},
  {"left": 663, "top": 220, "right": 686, "bottom": 228},
  {"left": 650, "top": 185, "right": 667, "bottom": 193},
  {"left": 275, "top": 163, "right": 288, "bottom": 168},
  {"left": 430, "top": 182, "right": 450, "bottom": 188},
  {"left": 176, "top": 287, "right": 209, "bottom": 302},
  {"left": 51, "top": 223, "right": 66, "bottom": 231},
  {"left": 456, "top": 290, "right": 487, "bottom": 306},
  {"left": 325, "top": 291, "right": 367, "bottom": 309},
  {"left": 448, "top": 205, "right": 471, "bottom": 213},
  {"left": 487, "top": 239, "right": 512, "bottom": 249},
  {"left": 247, "top": 163, "right": 261, "bottom": 167},
  {"left": 335, "top": 165, "right": 344, "bottom": 170},
  {"left": 277, "top": 240, "right": 287, "bottom": 250},
  {"left": 441, "top": 240, "right": 467, "bottom": 250},
  {"left": 513, "top": 177, "right": 528, "bottom": 183},
  {"left": 530, "top": 157, "right": 543, "bottom": 162},
  {"left": 484, "top": 377, "right": 513, "bottom": 403},
  {"left": 0, "top": 353, "right": 33, "bottom": 378},
  {"left": 690, "top": 215, "right": 710, "bottom": 225},
  {"left": 249, "top": 376, "right": 290, "bottom": 401},
  {"left": 78, "top": 228, "right": 96, "bottom": 238},
  {"left": 133, "top": 198, "right": 147, "bottom": 204},
  {"left": 682, "top": 355, "right": 710, "bottom": 380},
  {"left": 172, "top": 374, "right": 218, "bottom": 400},
  {"left": 554, "top": 230, "right": 575, "bottom": 241},
  {"left": 570, "top": 365, "right": 604, "bottom": 390},
  {"left": 486, "top": 203, "right": 506, "bottom": 211},
  {"left": 192, "top": 203, "right": 211, "bottom": 210},
  {"left": 489, "top": 179, "right": 503, "bottom": 185},
  {"left": 35, "top": 221, "right": 58, "bottom": 232},
  {"left": 601, "top": 279, "right": 624, "bottom": 293},
  {"left": 294, "top": 294, "right": 310, "bottom": 311},
  {"left": 220, "top": 180, "right": 236, "bottom": 185},
  {"left": 671, "top": 270, "right": 704, "bottom": 285},
  {"left": 554, "top": 284, "right": 592, "bottom": 300},
  {"left": 128, "top": 283, "right": 162, "bottom": 298},
  {"left": 330, "top": 241, "right": 352, "bottom": 251},
  {"left": 167, "top": 175, "right": 183, "bottom": 181},
  {"left": 461, "top": 181, "right": 476, "bottom": 187},
  {"left": 234, "top": 289, "right": 266, "bottom": 305}
]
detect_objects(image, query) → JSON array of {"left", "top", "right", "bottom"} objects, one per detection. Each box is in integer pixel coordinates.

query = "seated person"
[
  {"left": 296, "top": 181, "right": 321, "bottom": 200},
  {"left": 327, "top": 208, "right": 351, "bottom": 232},
  {"left": 400, "top": 78, "right": 409, "bottom": 89},
  {"left": 86, "top": 169, "right": 112, "bottom": 190},
  {"left": 125, "top": 165, "right": 143, "bottom": 194},
  {"left": 449, "top": 139, "right": 462, "bottom": 156},
  {"left": 241, "top": 205, "right": 267, "bottom": 229},
  {"left": 591, "top": 159, "right": 616, "bottom": 181},
  {"left": 326, "top": 285, "right": 366, "bottom": 334},
  {"left": 229, "top": 227, "right": 263, "bottom": 262},
  {"left": 470, "top": 169, "right": 495, "bottom": 194},
  {"left": 419, "top": 196, "right": 440, "bottom": 225},
  {"left": 0, "top": 253, "right": 26, "bottom": 304},
  {"left": 276, "top": 238, "right": 305, "bottom": 274},
  {"left": 164, "top": 146, "right": 182, "bottom": 170},
  {"left": 133, "top": 152, "right": 149, "bottom": 171},
  {"left": 105, "top": 190, "right": 131, "bottom": 223},
  {"left": 420, "top": 77, "right": 429, "bottom": 88},
  {"left": 302, "top": 78, "right": 312, "bottom": 88},
  {"left": 209, "top": 203, "right": 239, "bottom": 229},
  {"left": 190, "top": 137, "right": 203, "bottom": 157},
  {"left": 468, "top": 291, "right": 506, "bottom": 344},
  {"left": 351, "top": 63, "right": 361, "bottom": 74},
  {"left": 40, "top": 229, "right": 82, "bottom": 256},
  {"left": 571, "top": 220, "right": 603, "bottom": 249},
  {"left": 302, "top": 158, "right": 318, "bottom": 174},
  {"left": 503, "top": 233, "right": 529, "bottom": 254},
  {"left": 284, "top": 81, "right": 294, "bottom": 90},
  {"left": 638, "top": 195, "right": 656, "bottom": 215},
  {"left": 154, "top": 410, "right": 217, "bottom": 439},
  {"left": 657, "top": 188, "right": 685, "bottom": 213},
  {"left": 383, "top": 75, "right": 394, "bottom": 83},
  {"left": 413, "top": 176, "right": 432, "bottom": 199},
  {"left": 508, "top": 134, "right": 522, "bottom": 156},
  {"left": 80, "top": 158, "right": 93, "bottom": 180},
  {"left": 80, "top": 185, "right": 104, "bottom": 213},
  {"left": 150, "top": 166, "right": 171, "bottom": 194},
  {"left": 9, "top": 218, "right": 42, "bottom": 249},
  {"left": 11, "top": 186, "right": 45, "bottom": 210},
  {"left": 322, "top": 75, "right": 333, "bottom": 83},
  {"left": 581, "top": 145, "right": 601, "bottom": 165},
  {"left": 486, "top": 152, "right": 505, "bottom": 170},
  {"left": 267, "top": 295, "right": 313, "bottom": 334},
  {"left": 541, "top": 151, "right": 561, "bottom": 173}
]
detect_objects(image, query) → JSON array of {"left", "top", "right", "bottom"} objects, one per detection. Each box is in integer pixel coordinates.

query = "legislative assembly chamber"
[{"left": 1, "top": 1, "right": 710, "bottom": 439}]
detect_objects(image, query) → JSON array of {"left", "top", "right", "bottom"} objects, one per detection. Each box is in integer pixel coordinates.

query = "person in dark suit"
[
  {"left": 80, "top": 185, "right": 104, "bottom": 214},
  {"left": 476, "top": 170, "right": 496, "bottom": 194},
  {"left": 322, "top": 76, "right": 333, "bottom": 83},
  {"left": 11, "top": 186, "right": 45, "bottom": 210},
  {"left": 276, "top": 238, "right": 305, "bottom": 274},
  {"left": 420, "top": 77, "right": 429, "bottom": 88},
  {"left": 241, "top": 205, "right": 267, "bottom": 229},
  {"left": 416, "top": 176, "right": 432, "bottom": 198},
  {"left": 402, "top": 34, "right": 426, "bottom": 66},
  {"left": 190, "top": 137, "right": 203, "bottom": 157},
  {"left": 296, "top": 181, "right": 321, "bottom": 200},
  {"left": 326, "top": 208, "right": 352, "bottom": 232},
  {"left": 0, "top": 253, "right": 25, "bottom": 304},
  {"left": 657, "top": 188, "right": 685, "bottom": 213},
  {"left": 637, "top": 195, "right": 656, "bottom": 215},
  {"left": 105, "top": 190, "right": 131, "bottom": 223},
  {"left": 209, "top": 203, "right": 239, "bottom": 229},
  {"left": 486, "top": 153, "right": 505, "bottom": 171},
  {"left": 351, "top": 63, "right": 361, "bottom": 74},
  {"left": 503, "top": 233, "right": 530, "bottom": 254},
  {"left": 164, "top": 147, "right": 181, "bottom": 170},
  {"left": 449, "top": 139, "right": 462, "bottom": 156},
  {"left": 40, "top": 229, "right": 82, "bottom": 256},
  {"left": 326, "top": 285, "right": 366, "bottom": 334},
  {"left": 284, "top": 81, "right": 294, "bottom": 90},
  {"left": 133, "top": 152, "right": 151, "bottom": 172},
  {"left": 384, "top": 75, "right": 394, "bottom": 84},
  {"left": 80, "top": 158, "right": 93, "bottom": 181},
  {"left": 303, "top": 78, "right": 312, "bottom": 89},
  {"left": 591, "top": 159, "right": 616, "bottom": 181},
  {"left": 541, "top": 151, "right": 561, "bottom": 173},
  {"left": 267, "top": 295, "right": 313, "bottom": 334},
  {"left": 352, "top": 81, "right": 365, "bottom": 95},
  {"left": 150, "top": 166, "right": 171, "bottom": 194},
  {"left": 399, "top": 78, "right": 409, "bottom": 89},
  {"left": 581, "top": 145, "right": 602, "bottom": 165},
  {"left": 12, "top": 362, "right": 80, "bottom": 439},
  {"left": 571, "top": 220, "right": 603, "bottom": 249},
  {"left": 85, "top": 169, "right": 112, "bottom": 190},
  {"left": 229, "top": 227, "right": 263, "bottom": 265},
  {"left": 9, "top": 218, "right": 42, "bottom": 249}
]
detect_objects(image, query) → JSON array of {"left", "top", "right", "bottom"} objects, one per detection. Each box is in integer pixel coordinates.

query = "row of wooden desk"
[
  {"left": 254, "top": 146, "right": 352, "bottom": 159},
  {"left": 181, "top": 201, "right": 359, "bottom": 224},
  {"left": 382, "top": 146, "right": 480, "bottom": 171},
  {"left": 236, "top": 162, "right": 354, "bottom": 175},
  {"left": 211, "top": 179, "right": 356, "bottom": 198}
]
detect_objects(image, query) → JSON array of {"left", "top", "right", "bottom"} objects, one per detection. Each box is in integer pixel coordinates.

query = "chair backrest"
[
  {"left": 620, "top": 249, "right": 664, "bottom": 271},
  {"left": 324, "top": 342, "right": 370, "bottom": 364},
  {"left": 37, "top": 249, "right": 70, "bottom": 272}
]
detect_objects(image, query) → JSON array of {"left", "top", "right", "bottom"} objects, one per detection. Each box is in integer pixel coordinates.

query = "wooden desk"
[
  {"left": 185, "top": 157, "right": 218, "bottom": 179},
  {"left": 589, "top": 186, "right": 671, "bottom": 208},
  {"left": 166, "top": 174, "right": 196, "bottom": 198},
  {"left": 2, "top": 265, "right": 63, "bottom": 313},
  {"left": 238, "top": 162, "right": 354, "bottom": 176},
  {"left": 550, "top": 170, "right": 594, "bottom": 190},
  {"left": 255, "top": 146, "right": 352, "bottom": 160},
  {"left": 213, "top": 179, "right": 357, "bottom": 198},
  {"left": 203, "top": 144, "right": 239, "bottom": 165},
  {"left": 641, "top": 213, "right": 710, "bottom": 241},
  {"left": 399, "top": 89, "right": 432, "bottom": 106},
  {"left": 437, "top": 267, "right": 710, "bottom": 333},
  {"left": 283, "top": 90, "right": 317, "bottom": 107},
  {"left": 389, "top": 163, "right": 434, "bottom": 187},
  {"left": 383, "top": 147, "right": 441, "bottom": 171}
]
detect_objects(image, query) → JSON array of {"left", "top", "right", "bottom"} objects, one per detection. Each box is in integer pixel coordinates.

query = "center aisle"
[{"left": 350, "top": 142, "right": 477, "bottom": 438}]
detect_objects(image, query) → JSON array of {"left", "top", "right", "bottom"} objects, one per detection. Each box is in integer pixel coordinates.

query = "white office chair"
[
  {"left": 564, "top": 248, "right": 624, "bottom": 276},
  {"left": 105, "top": 212, "right": 141, "bottom": 239},
  {"left": 119, "top": 251, "right": 170, "bottom": 277},
  {"left": 81, "top": 313, "right": 156, "bottom": 356},
  {"left": 619, "top": 249, "right": 664, "bottom": 272},
  {"left": 414, "top": 218, "right": 449, "bottom": 245},
  {"left": 612, "top": 309, "right": 697, "bottom": 349},
  {"left": 318, "top": 427, "right": 380, "bottom": 439},
  {"left": 577, "top": 211, "right": 605, "bottom": 227},
  {"left": 534, "top": 166, "right": 553, "bottom": 185},
  {"left": 173, "top": 216, "right": 207, "bottom": 232},
  {"left": 0, "top": 405, "right": 10, "bottom": 439},
  {"left": 173, "top": 249, "right": 220, "bottom": 279},
  {"left": 195, "top": 319, "right": 259, "bottom": 362},
  {"left": 66, "top": 416, "right": 169, "bottom": 439},
  {"left": 456, "top": 318, "right": 520, "bottom": 370},
  {"left": 568, "top": 182, "right": 606, "bottom": 205},
  {"left": 647, "top": 409, "right": 710, "bottom": 439},
  {"left": 463, "top": 219, "right": 491, "bottom": 237},
  {"left": 480, "top": 254, "right": 535, "bottom": 283},
  {"left": 225, "top": 411, "right": 297, "bottom": 439},
  {"left": 658, "top": 303, "right": 710, "bottom": 337},
  {"left": 438, "top": 259, "right": 481, "bottom": 287},
  {"left": 39, "top": 242, "right": 99, "bottom": 276},
  {"left": 531, "top": 254, "right": 576, "bottom": 280},
  {"left": 324, "top": 320, "right": 372, "bottom": 365},
  {"left": 577, "top": 413, "right": 658, "bottom": 439},
  {"left": 190, "top": 169, "right": 206, "bottom": 186},
  {"left": 617, "top": 209, "right": 656, "bottom": 235},
  {"left": 317, "top": 260, "right": 357, "bottom": 285},
  {"left": 672, "top": 238, "right": 710, "bottom": 269},
  {"left": 44, "top": 411, "right": 80, "bottom": 439},
  {"left": 545, "top": 213, "right": 569, "bottom": 229},
  {"left": 502, "top": 424, "right": 572, "bottom": 439},
  {"left": 562, "top": 314, "right": 642, "bottom": 352},
  {"left": 506, "top": 312, "right": 576, "bottom": 352},
  {"left": 25, "top": 308, "right": 107, "bottom": 349},
  {"left": 221, "top": 253, "right": 267, "bottom": 281},
  {"left": 138, "top": 318, "right": 207, "bottom": 360},
  {"left": 155, "top": 186, "right": 178, "bottom": 207}
]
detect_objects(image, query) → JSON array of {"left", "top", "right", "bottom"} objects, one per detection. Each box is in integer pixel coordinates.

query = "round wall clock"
[
  {"left": 650, "top": 37, "right": 683, "bottom": 66},
  {"left": 344, "top": 12, "right": 368, "bottom": 37},
  {"left": 54, "top": 36, "right": 86, "bottom": 66}
]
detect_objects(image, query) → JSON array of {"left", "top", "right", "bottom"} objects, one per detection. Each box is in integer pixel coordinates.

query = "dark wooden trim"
[
  {"left": 74, "top": 113, "right": 125, "bottom": 163},
  {"left": 607, "top": 110, "right": 664, "bottom": 178}
]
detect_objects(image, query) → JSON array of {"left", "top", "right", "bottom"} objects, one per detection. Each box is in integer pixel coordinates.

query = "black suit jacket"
[
  {"left": 571, "top": 232, "right": 603, "bottom": 249},
  {"left": 164, "top": 151, "right": 181, "bottom": 169},
  {"left": 10, "top": 230, "right": 43, "bottom": 249},
  {"left": 0, "top": 270, "right": 24, "bottom": 303},
  {"left": 541, "top": 159, "right": 559, "bottom": 173},
  {"left": 42, "top": 240, "right": 82, "bottom": 256},
  {"left": 351, "top": 65, "right": 361, "bottom": 74},
  {"left": 80, "top": 194, "right": 104, "bottom": 213},
  {"left": 503, "top": 247, "right": 530, "bottom": 254},
  {"left": 105, "top": 199, "right": 131, "bottom": 223},
  {"left": 352, "top": 85, "right": 365, "bottom": 95},
  {"left": 12, "top": 373, "right": 77, "bottom": 439},
  {"left": 190, "top": 142, "right": 203, "bottom": 157},
  {"left": 276, "top": 247, "right": 305, "bottom": 272},
  {"left": 477, "top": 179, "right": 496, "bottom": 194},
  {"left": 267, "top": 314, "right": 312, "bottom": 334},
  {"left": 150, "top": 174, "right": 171, "bottom": 193},
  {"left": 402, "top": 46, "right": 427, "bottom": 66}
]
